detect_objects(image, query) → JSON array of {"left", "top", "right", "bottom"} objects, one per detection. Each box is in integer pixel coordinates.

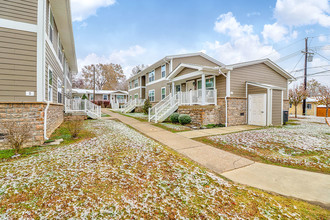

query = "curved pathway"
[{"left": 102, "top": 109, "right": 330, "bottom": 208}]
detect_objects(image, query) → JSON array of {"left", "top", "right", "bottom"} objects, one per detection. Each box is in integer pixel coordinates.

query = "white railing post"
[
  {"left": 84, "top": 99, "right": 87, "bottom": 111},
  {"left": 201, "top": 73, "right": 206, "bottom": 105},
  {"left": 148, "top": 107, "right": 151, "bottom": 122},
  {"left": 189, "top": 90, "right": 193, "bottom": 105}
]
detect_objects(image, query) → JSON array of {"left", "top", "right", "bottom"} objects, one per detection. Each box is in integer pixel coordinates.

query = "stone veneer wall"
[
  {"left": 0, "top": 102, "right": 64, "bottom": 149},
  {"left": 178, "top": 105, "right": 222, "bottom": 126},
  {"left": 226, "top": 98, "right": 247, "bottom": 126},
  {"left": 283, "top": 99, "right": 289, "bottom": 111},
  {"left": 177, "top": 98, "right": 247, "bottom": 127}
]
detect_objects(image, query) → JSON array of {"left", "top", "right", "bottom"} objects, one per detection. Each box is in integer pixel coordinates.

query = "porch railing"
[
  {"left": 65, "top": 98, "right": 101, "bottom": 119},
  {"left": 178, "top": 89, "right": 217, "bottom": 105}
]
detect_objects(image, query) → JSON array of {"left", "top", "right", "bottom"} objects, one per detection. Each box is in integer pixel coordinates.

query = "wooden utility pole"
[
  {"left": 302, "top": 37, "right": 308, "bottom": 115},
  {"left": 93, "top": 64, "right": 96, "bottom": 103}
]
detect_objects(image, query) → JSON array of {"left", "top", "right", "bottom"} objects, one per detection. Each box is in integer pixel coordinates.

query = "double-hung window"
[
  {"left": 48, "top": 68, "right": 53, "bottom": 102},
  {"left": 176, "top": 85, "right": 181, "bottom": 92},
  {"left": 161, "top": 87, "right": 166, "bottom": 100},
  {"left": 198, "top": 77, "right": 214, "bottom": 90},
  {"left": 58, "top": 37, "right": 63, "bottom": 64},
  {"left": 161, "top": 65, "right": 166, "bottom": 78},
  {"left": 149, "top": 70, "right": 155, "bottom": 82},
  {"left": 307, "top": 104, "right": 312, "bottom": 109},
  {"left": 49, "top": 9, "right": 54, "bottom": 43},
  {"left": 129, "top": 82, "right": 132, "bottom": 89},
  {"left": 134, "top": 79, "right": 138, "bottom": 88},
  {"left": 134, "top": 94, "right": 138, "bottom": 99},
  {"left": 103, "top": 94, "right": 108, "bottom": 100},
  {"left": 57, "top": 79, "right": 62, "bottom": 103},
  {"left": 149, "top": 90, "right": 155, "bottom": 102}
]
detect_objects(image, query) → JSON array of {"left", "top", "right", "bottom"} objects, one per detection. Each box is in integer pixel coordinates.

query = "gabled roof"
[
  {"left": 225, "top": 58, "right": 295, "bottom": 81},
  {"left": 50, "top": 0, "right": 77, "bottom": 72},
  {"left": 128, "top": 52, "right": 223, "bottom": 81},
  {"left": 167, "top": 63, "right": 220, "bottom": 80}
]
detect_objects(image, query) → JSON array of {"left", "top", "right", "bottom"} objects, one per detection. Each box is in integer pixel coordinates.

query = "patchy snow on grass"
[
  {"left": 124, "top": 112, "right": 148, "bottom": 120},
  {"left": 209, "top": 121, "right": 330, "bottom": 171},
  {"left": 159, "top": 123, "right": 191, "bottom": 131},
  {"left": 0, "top": 120, "right": 327, "bottom": 218}
]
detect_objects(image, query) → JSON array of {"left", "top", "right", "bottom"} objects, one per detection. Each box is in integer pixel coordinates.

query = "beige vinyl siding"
[
  {"left": 176, "top": 67, "right": 196, "bottom": 77},
  {"left": 45, "top": 42, "right": 64, "bottom": 103},
  {"left": 272, "top": 90, "right": 282, "bottom": 126},
  {"left": 0, "top": 27, "right": 37, "bottom": 101},
  {"left": 230, "top": 63, "right": 288, "bottom": 98},
  {"left": 248, "top": 85, "right": 267, "bottom": 94},
  {"left": 215, "top": 75, "right": 226, "bottom": 98},
  {"left": 128, "top": 87, "right": 141, "bottom": 99},
  {"left": 147, "top": 81, "right": 170, "bottom": 102},
  {"left": 172, "top": 56, "right": 219, "bottom": 70},
  {"left": 0, "top": 0, "right": 38, "bottom": 24}
]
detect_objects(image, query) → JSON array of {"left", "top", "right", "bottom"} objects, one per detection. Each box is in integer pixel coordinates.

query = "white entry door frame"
[{"left": 248, "top": 93, "right": 267, "bottom": 126}]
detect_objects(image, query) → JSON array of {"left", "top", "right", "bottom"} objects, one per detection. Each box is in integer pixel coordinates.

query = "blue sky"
[{"left": 70, "top": 0, "right": 330, "bottom": 85}]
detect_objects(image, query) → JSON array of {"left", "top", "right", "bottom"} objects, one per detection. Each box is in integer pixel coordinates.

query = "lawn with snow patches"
[
  {"left": 0, "top": 120, "right": 328, "bottom": 218},
  {"left": 124, "top": 112, "right": 148, "bottom": 121},
  {"left": 206, "top": 120, "right": 330, "bottom": 173}
]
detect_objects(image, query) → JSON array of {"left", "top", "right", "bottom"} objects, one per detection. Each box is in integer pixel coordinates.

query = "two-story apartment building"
[
  {"left": 127, "top": 53, "right": 295, "bottom": 127},
  {"left": 0, "top": 0, "right": 77, "bottom": 147}
]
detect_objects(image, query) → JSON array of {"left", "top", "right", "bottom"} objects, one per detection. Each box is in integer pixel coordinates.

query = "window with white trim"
[
  {"left": 129, "top": 82, "right": 132, "bottom": 89},
  {"left": 134, "top": 94, "right": 138, "bottom": 99},
  {"left": 103, "top": 94, "right": 108, "bottom": 100},
  {"left": 57, "top": 79, "right": 62, "bottom": 103},
  {"left": 161, "top": 87, "right": 166, "bottom": 100},
  {"left": 49, "top": 8, "right": 54, "bottom": 43},
  {"left": 198, "top": 77, "right": 214, "bottom": 90},
  {"left": 90, "top": 94, "right": 94, "bottom": 101},
  {"left": 176, "top": 85, "right": 181, "bottom": 92},
  {"left": 48, "top": 68, "right": 53, "bottom": 102},
  {"left": 161, "top": 65, "right": 166, "bottom": 78},
  {"left": 58, "top": 36, "right": 63, "bottom": 64},
  {"left": 149, "top": 70, "right": 155, "bottom": 82},
  {"left": 149, "top": 90, "right": 155, "bottom": 102},
  {"left": 134, "top": 79, "right": 138, "bottom": 88},
  {"left": 307, "top": 103, "right": 312, "bottom": 109}
]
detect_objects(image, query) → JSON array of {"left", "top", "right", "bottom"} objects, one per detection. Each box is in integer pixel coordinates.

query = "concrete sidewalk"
[
  {"left": 177, "top": 125, "right": 260, "bottom": 138},
  {"left": 102, "top": 109, "right": 330, "bottom": 207}
]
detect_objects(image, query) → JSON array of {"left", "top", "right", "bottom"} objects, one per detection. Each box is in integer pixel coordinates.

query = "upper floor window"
[
  {"left": 134, "top": 79, "right": 138, "bottom": 88},
  {"left": 57, "top": 79, "right": 62, "bottom": 103},
  {"left": 49, "top": 9, "right": 54, "bottom": 43},
  {"left": 129, "top": 82, "right": 132, "bottom": 89},
  {"left": 161, "top": 64, "right": 166, "bottom": 78},
  {"left": 48, "top": 68, "right": 53, "bottom": 102},
  {"left": 58, "top": 37, "right": 63, "bottom": 64},
  {"left": 149, "top": 70, "right": 155, "bottom": 82}
]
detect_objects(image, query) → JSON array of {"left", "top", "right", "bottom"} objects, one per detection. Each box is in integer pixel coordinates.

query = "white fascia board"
[
  {"left": 171, "top": 71, "right": 203, "bottom": 82},
  {"left": 128, "top": 86, "right": 145, "bottom": 92},
  {"left": 0, "top": 18, "right": 37, "bottom": 32},
  {"left": 146, "top": 78, "right": 168, "bottom": 86}
]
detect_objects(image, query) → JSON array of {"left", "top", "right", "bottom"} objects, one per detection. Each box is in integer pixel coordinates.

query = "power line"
[
  {"left": 260, "top": 38, "right": 305, "bottom": 59},
  {"left": 290, "top": 54, "right": 304, "bottom": 76},
  {"left": 314, "top": 51, "right": 330, "bottom": 62},
  {"left": 290, "top": 65, "right": 330, "bottom": 73},
  {"left": 295, "top": 70, "right": 330, "bottom": 79},
  {"left": 275, "top": 50, "right": 302, "bottom": 63}
]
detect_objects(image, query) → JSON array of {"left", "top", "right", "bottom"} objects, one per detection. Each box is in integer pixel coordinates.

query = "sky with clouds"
[{"left": 70, "top": 0, "right": 330, "bottom": 86}]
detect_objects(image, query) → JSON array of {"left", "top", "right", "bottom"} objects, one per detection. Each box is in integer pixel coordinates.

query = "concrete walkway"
[
  {"left": 177, "top": 125, "right": 260, "bottom": 138},
  {"left": 102, "top": 109, "right": 330, "bottom": 207}
]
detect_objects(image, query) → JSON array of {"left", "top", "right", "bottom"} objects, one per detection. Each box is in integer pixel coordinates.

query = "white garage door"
[{"left": 248, "top": 93, "right": 267, "bottom": 126}]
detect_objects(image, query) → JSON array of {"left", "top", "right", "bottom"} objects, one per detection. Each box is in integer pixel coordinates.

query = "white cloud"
[
  {"left": 262, "top": 23, "right": 288, "bottom": 43},
  {"left": 77, "top": 45, "right": 147, "bottom": 77},
  {"left": 318, "top": 35, "right": 328, "bottom": 42},
  {"left": 206, "top": 12, "right": 280, "bottom": 64},
  {"left": 274, "top": 0, "right": 330, "bottom": 27},
  {"left": 71, "top": 0, "right": 116, "bottom": 22}
]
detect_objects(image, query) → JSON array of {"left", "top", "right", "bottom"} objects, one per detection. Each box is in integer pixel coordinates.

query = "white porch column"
[
  {"left": 172, "top": 82, "right": 175, "bottom": 96},
  {"left": 226, "top": 71, "right": 231, "bottom": 97},
  {"left": 201, "top": 73, "right": 206, "bottom": 105}
]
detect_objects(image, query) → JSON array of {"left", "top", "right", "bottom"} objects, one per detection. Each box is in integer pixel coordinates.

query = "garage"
[{"left": 247, "top": 82, "right": 284, "bottom": 126}]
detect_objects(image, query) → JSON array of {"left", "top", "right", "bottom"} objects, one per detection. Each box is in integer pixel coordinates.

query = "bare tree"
[
  {"left": 2, "top": 121, "right": 32, "bottom": 154},
  {"left": 317, "top": 85, "right": 330, "bottom": 117},
  {"left": 289, "top": 84, "right": 309, "bottom": 118},
  {"left": 72, "top": 72, "right": 85, "bottom": 89},
  {"left": 130, "top": 64, "right": 148, "bottom": 77},
  {"left": 81, "top": 63, "right": 125, "bottom": 90},
  {"left": 307, "top": 79, "right": 322, "bottom": 97}
]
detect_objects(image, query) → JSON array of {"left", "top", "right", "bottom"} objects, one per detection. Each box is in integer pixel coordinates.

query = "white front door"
[{"left": 248, "top": 93, "right": 267, "bottom": 126}]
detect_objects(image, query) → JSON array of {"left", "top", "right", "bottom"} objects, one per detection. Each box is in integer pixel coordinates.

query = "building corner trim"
[{"left": 37, "top": 0, "right": 46, "bottom": 102}]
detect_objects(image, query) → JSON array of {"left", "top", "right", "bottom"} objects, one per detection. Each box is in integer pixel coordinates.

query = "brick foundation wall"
[
  {"left": 227, "top": 98, "right": 247, "bottom": 126},
  {"left": 0, "top": 102, "right": 64, "bottom": 149},
  {"left": 178, "top": 105, "right": 222, "bottom": 126}
]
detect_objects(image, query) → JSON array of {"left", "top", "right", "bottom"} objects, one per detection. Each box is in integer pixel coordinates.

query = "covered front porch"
[{"left": 168, "top": 64, "right": 221, "bottom": 106}]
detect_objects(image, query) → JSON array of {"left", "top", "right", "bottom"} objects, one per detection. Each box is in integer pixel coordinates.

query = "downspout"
[
  {"left": 225, "top": 96, "right": 228, "bottom": 127},
  {"left": 44, "top": 101, "right": 51, "bottom": 140}
]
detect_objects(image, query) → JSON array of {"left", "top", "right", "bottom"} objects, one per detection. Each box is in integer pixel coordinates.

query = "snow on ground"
[
  {"left": 0, "top": 120, "right": 327, "bottom": 218},
  {"left": 124, "top": 112, "right": 148, "bottom": 120},
  {"left": 208, "top": 120, "right": 330, "bottom": 171}
]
